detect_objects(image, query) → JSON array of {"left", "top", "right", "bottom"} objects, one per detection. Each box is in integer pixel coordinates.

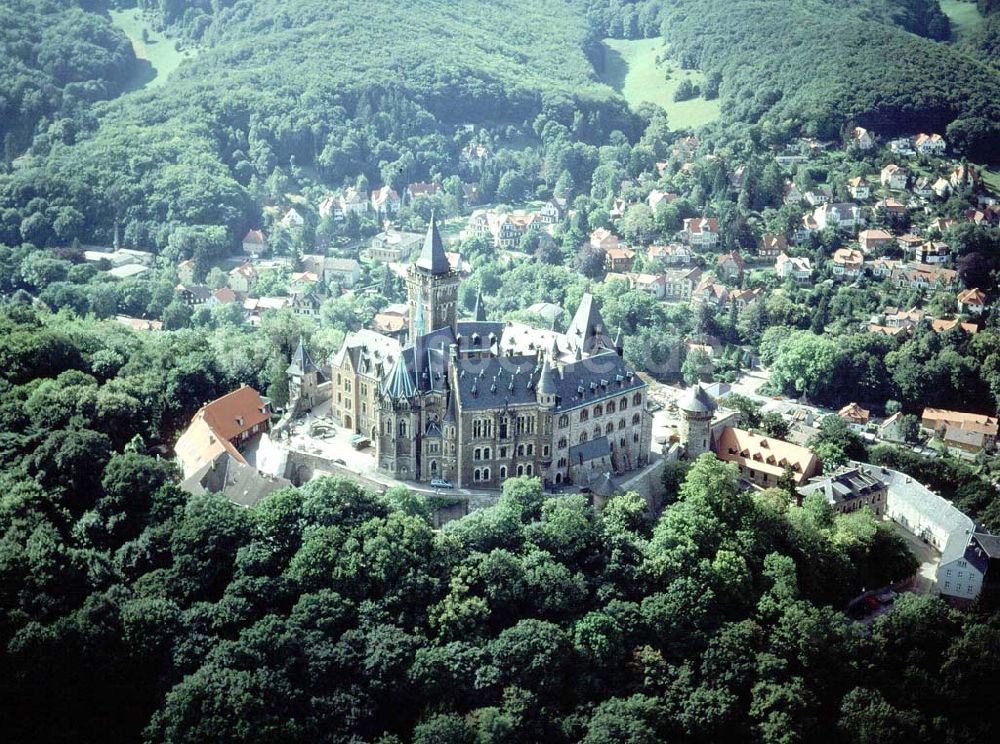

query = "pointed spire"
[
  {"left": 287, "top": 336, "right": 317, "bottom": 376},
  {"left": 415, "top": 211, "right": 450, "bottom": 275},
  {"left": 381, "top": 351, "right": 416, "bottom": 399},
  {"left": 567, "top": 293, "right": 609, "bottom": 355},
  {"left": 473, "top": 286, "right": 487, "bottom": 321}
]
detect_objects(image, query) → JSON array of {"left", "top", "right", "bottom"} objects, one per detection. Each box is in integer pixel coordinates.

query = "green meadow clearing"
[
  {"left": 598, "top": 37, "right": 720, "bottom": 130},
  {"left": 109, "top": 9, "right": 196, "bottom": 90},
  {"left": 940, "top": 0, "right": 985, "bottom": 41}
]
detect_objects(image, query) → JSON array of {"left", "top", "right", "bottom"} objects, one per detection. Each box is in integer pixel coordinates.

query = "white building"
[{"left": 860, "top": 465, "right": 981, "bottom": 602}]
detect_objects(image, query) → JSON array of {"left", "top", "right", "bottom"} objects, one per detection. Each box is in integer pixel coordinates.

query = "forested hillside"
[
  {"left": 0, "top": 0, "right": 136, "bottom": 155},
  {"left": 0, "top": 0, "right": 635, "bottom": 251}
]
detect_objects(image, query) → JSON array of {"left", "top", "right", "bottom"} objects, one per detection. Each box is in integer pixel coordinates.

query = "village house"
[
  {"left": 933, "top": 178, "right": 952, "bottom": 199},
  {"left": 339, "top": 187, "right": 369, "bottom": 218},
  {"left": 369, "top": 229, "right": 424, "bottom": 263},
  {"left": 681, "top": 217, "right": 720, "bottom": 248},
  {"left": 648, "top": 243, "right": 692, "bottom": 265},
  {"left": 930, "top": 318, "right": 979, "bottom": 335},
  {"left": 914, "top": 240, "right": 951, "bottom": 265},
  {"left": 832, "top": 248, "right": 864, "bottom": 279},
  {"left": 609, "top": 198, "right": 628, "bottom": 219},
  {"left": 371, "top": 186, "right": 401, "bottom": 215},
  {"left": 730, "top": 288, "right": 762, "bottom": 313},
  {"left": 880, "top": 164, "right": 908, "bottom": 191},
  {"left": 926, "top": 216, "right": 957, "bottom": 235},
  {"left": 914, "top": 133, "right": 946, "bottom": 156},
  {"left": 290, "top": 271, "right": 321, "bottom": 295},
  {"left": 290, "top": 292, "right": 322, "bottom": 319},
  {"left": 462, "top": 142, "right": 492, "bottom": 169},
  {"left": 891, "top": 263, "right": 957, "bottom": 291},
  {"left": 758, "top": 233, "right": 787, "bottom": 259},
  {"left": 242, "top": 229, "right": 268, "bottom": 257},
  {"left": 538, "top": 198, "right": 566, "bottom": 224},
  {"left": 912, "top": 176, "right": 935, "bottom": 199},
  {"left": 784, "top": 182, "right": 805, "bottom": 205},
  {"left": 663, "top": 267, "right": 703, "bottom": 302},
  {"left": 280, "top": 207, "right": 305, "bottom": 230},
  {"left": 692, "top": 279, "right": 729, "bottom": 309},
  {"left": 837, "top": 402, "right": 871, "bottom": 431},
  {"left": 950, "top": 164, "right": 980, "bottom": 190},
  {"left": 716, "top": 427, "right": 820, "bottom": 488},
  {"left": 647, "top": 189, "right": 676, "bottom": 210},
  {"left": 922, "top": 408, "right": 998, "bottom": 453},
  {"left": 590, "top": 227, "right": 622, "bottom": 253},
  {"left": 207, "top": 288, "right": 243, "bottom": 309},
  {"left": 177, "top": 259, "right": 196, "bottom": 285},
  {"left": 882, "top": 307, "right": 925, "bottom": 329},
  {"left": 174, "top": 385, "right": 272, "bottom": 479},
  {"left": 228, "top": 262, "right": 257, "bottom": 293},
  {"left": 875, "top": 197, "right": 907, "bottom": 217},
  {"left": 605, "top": 246, "right": 637, "bottom": 273},
  {"left": 846, "top": 176, "right": 871, "bottom": 200},
  {"left": 958, "top": 288, "right": 987, "bottom": 315},
  {"left": 462, "top": 182, "right": 481, "bottom": 205},
  {"left": 796, "top": 213, "right": 820, "bottom": 243},
  {"left": 405, "top": 182, "right": 441, "bottom": 203},
  {"left": 324, "top": 258, "right": 362, "bottom": 288},
  {"left": 175, "top": 283, "right": 212, "bottom": 306},
  {"left": 716, "top": 251, "right": 746, "bottom": 284},
  {"left": 888, "top": 137, "right": 916, "bottom": 157},
  {"left": 243, "top": 296, "right": 291, "bottom": 325},
  {"left": 797, "top": 467, "right": 887, "bottom": 516},
  {"left": 850, "top": 126, "right": 875, "bottom": 150},
  {"left": 867, "top": 256, "right": 900, "bottom": 279},
  {"left": 804, "top": 187, "right": 833, "bottom": 207},
  {"left": 858, "top": 229, "right": 893, "bottom": 253},
  {"left": 897, "top": 233, "right": 923, "bottom": 254},
  {"left": 814, "top": 202, "right": 863, "bottom": 231},
  {"left": 775, "top": 252, "right": 813, "bottom": 283}
]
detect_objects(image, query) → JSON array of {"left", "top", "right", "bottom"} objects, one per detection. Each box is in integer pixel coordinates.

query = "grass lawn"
[
  {"left": 940, "top": 0, "right": 984, "bottom": 41},
  {"left": 597, "top": 37, "right": 720, "bottom": 131},
  {"left": 109, "top": 9, "right": 196, "bottom": 90},
  {"left": 975, "top": 163, "right": 1000, "bottom": 195}
]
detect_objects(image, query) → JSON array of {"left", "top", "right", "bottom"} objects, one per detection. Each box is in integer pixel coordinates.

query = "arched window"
[
  {"left": 593, "top": 426, "right": 601, "bottom": 440},
  {"left": 633, "top": 432, "right": 640, "bottom": 443},
  {"left": 620, "top": 397, "right": 628, "bottom": 410},
  {"left": 483, "top": 467, "right": 491, "bottom": 481},
  {"left": 580, "top": 410, "right": 589, "bottom": 422},
  {"left": 483, "top": 447, "right": 491, "bottom": 460},
  {"left": 594, "top": 404, "right": 603, "bottom": 417},
  {"left": 633, "top": 392, "right": 642, "bottom": 406},
  {"left": 606, "top": 423, "right": 614, "bottom": 434},
  {"left": 525, "top": 464, "right": 533, "bottom": 476},
  {"left": 558, "top": 437, "right": 567, "bottom": 449},
  {"left": 517, "top": 465, "right": 524, "bottom": 476},
  {"left": 474, "top": 468, "right": 482, "bottom": 481},
  {"left": 558, "top": 414, "right": 569, "bottom": 428},
  {"left": 517, "top": 444, "right": 524, "bottom": 456},
  {"left": 499, "top": 466, "right": 507, "bottom": 479},
  {"left": 620, "top": 437, "right": 626, "bottom": 448},
  {"left": 579, "top": 432, "right": 588, "bottom": 443},
  {"left": 398, "top": 420, "right": 407, "bottom": 436},
  {"left": 607, "top": 401, "right": 616, "bottom": 413},
  {"left": 632, "top": 413, "right": 640, "bottom": 425},
  {"left": 474, "top": 448, "right": 481, "bottom": 461},
  {"left": 619, "top": 418, "right": 626, "bottom": 429},
  {"left": 430, "top": 460, "right": 438, "bottom": 472}
]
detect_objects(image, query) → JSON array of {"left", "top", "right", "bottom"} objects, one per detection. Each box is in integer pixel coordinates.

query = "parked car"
[
  {"left": 430, "top": 478, "right": 453, "bottom": 489},
  {"left": 333, "top": 458, "right": 347, "bottom": 466}
]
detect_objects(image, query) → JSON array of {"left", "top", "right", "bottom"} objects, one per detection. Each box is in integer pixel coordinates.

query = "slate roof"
[
  {"left": 797, "top": 467, "right": 884, "bottom": 506},
  {"left": 569, "top": 435, "right": 611, "bottom": 465},
  {"left": 415, "top": 214, "right": 450, "bottom": 275},
  {"left": 565, "top": 293, "right": 613, "bottom": 354},
  {"left": 287, "top": 337, "right": 319, "bottom": 377},
  {"left": 678, "top": 384, "right": 717, "bottom": 414},
  {"left": 181, "top": 452, "right": 291, "bottom": 508}
]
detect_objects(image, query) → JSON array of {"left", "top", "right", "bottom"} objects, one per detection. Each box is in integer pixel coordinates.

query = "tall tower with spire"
[{"left": 407, "top": 214, "right": 459, "bottom": 343}]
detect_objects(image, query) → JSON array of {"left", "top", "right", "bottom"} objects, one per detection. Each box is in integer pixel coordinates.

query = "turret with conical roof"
[
  {"left": 678, "top": 384, "right": 716, "bottom": 457},
  {"left": 407, "top": 213, "right": 460, "bottom": 342},
  {"left": 536, "top": 353, "right": 559, "bottom": 408}
]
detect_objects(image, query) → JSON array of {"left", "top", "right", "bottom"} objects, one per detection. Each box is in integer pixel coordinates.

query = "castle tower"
[
  {"left": 678, "top": 384, "right": 717, "bottom": 458},
  {"left": 407, "top": 214, "right": 459, "bottom": 343}
]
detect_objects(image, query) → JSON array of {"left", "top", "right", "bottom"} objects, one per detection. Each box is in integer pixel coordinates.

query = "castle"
[{"left": 290, "top": 216, "right": 653, "bottom": 489}]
